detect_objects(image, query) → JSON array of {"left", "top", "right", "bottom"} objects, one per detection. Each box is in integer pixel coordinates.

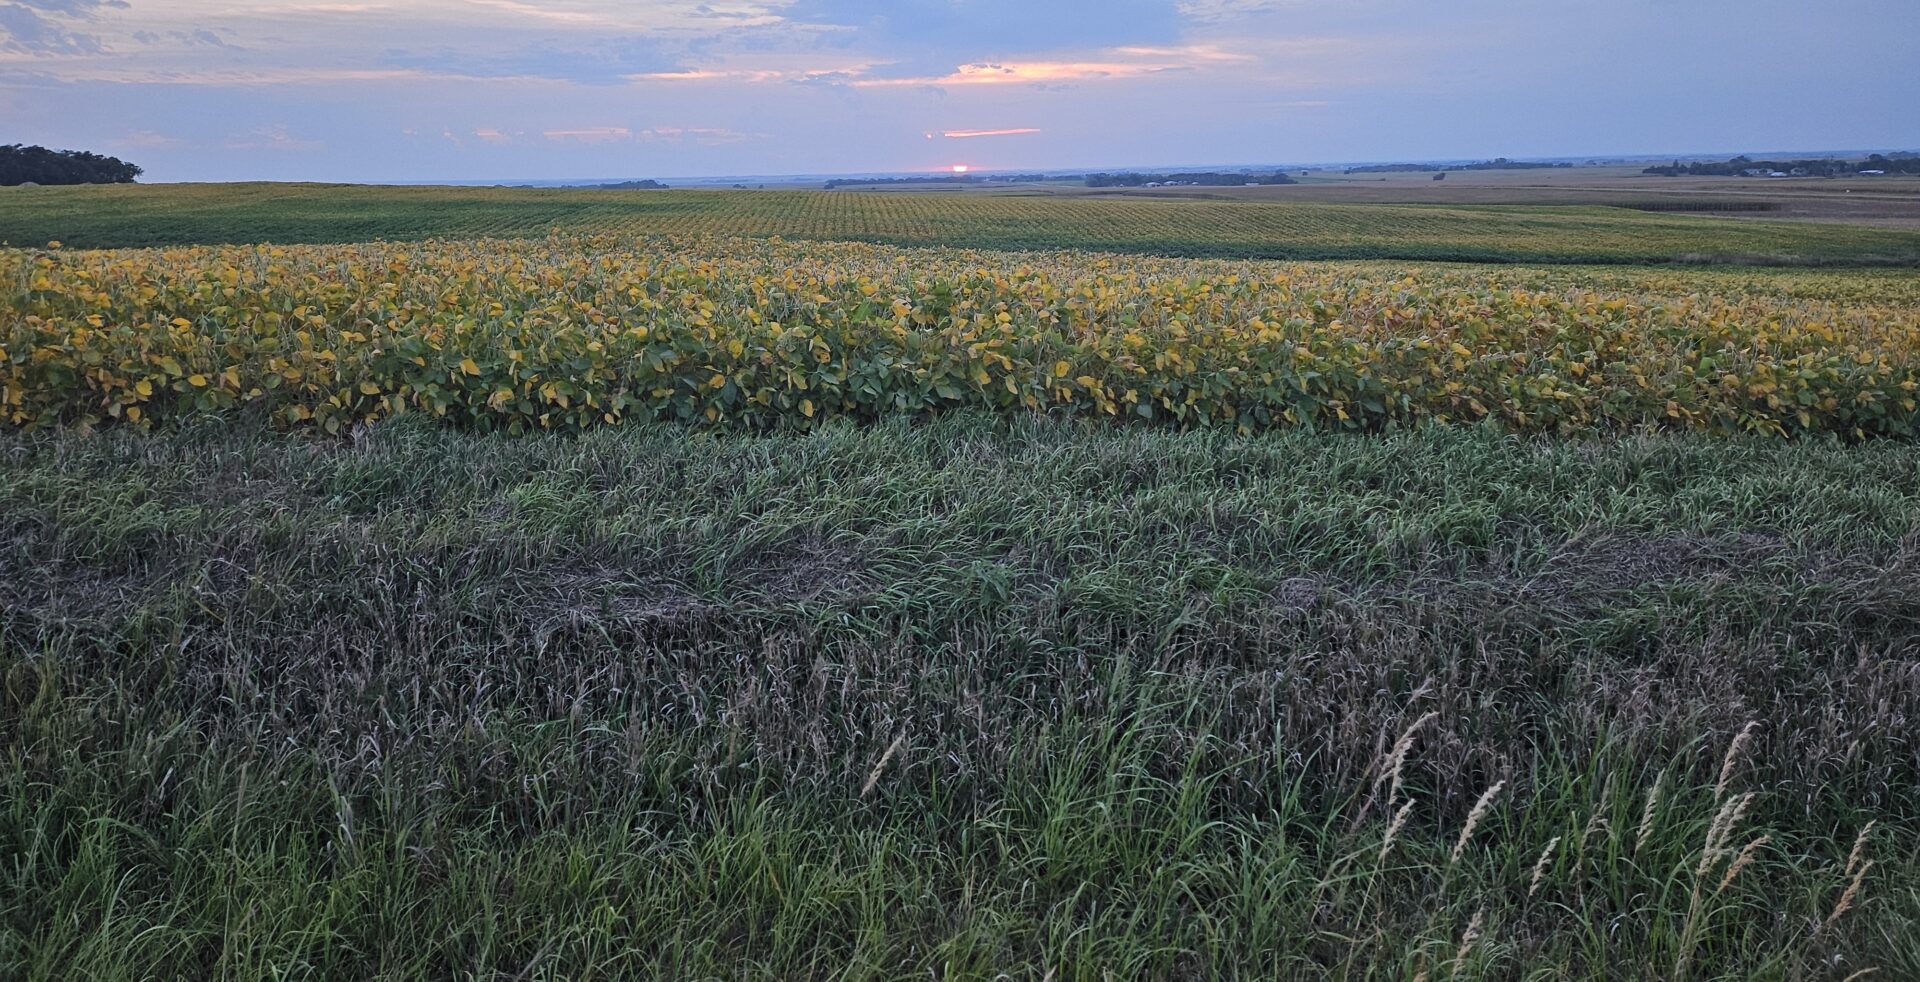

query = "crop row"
[
  {"left": 5, "top": 235, "right": 1919, "bottom": 437},
  {"left": 10, "top": 184, "right": 1920, "bottom": 265}
]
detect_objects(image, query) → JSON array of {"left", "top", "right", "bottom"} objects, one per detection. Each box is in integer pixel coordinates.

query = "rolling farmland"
[{"left": 5, "top": 185, "right": 1920, "bottom": 979}]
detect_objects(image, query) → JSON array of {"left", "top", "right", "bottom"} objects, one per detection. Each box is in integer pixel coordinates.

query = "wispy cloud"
[
  {"left": 1176, "top": 0, "right": 1303, "bottom": 19},
  {"left": 626, "top": 68, "right": 787, "bottom": 83},
  {"left": 639, "top": 125, "right": 755, "bottom": 144},
  {"left": 224, "top": 124, "right": 322, "bottom": 151},
  {"left": 118, "top": 129, "right": 187, "bottom": 149},
  {"left": 535, "top": 125, "right": 755, "bottom": 146},
  {"left": 130, "top": 27, "right": 238, "bottom": 49},
  {"left": 623, "top": 55, "right": 879, "bottom": 85},
  {"left": 462, "top": 0, "right": 604, "bottom": 26},
  {"left": 0, "top": 65, "right": 554, "bottom": 85},
  {"left": 0, "top": 0, "right": 126, "bottom": 55},
  {"left": 851, "top": 58, "right": 1194, "bottom": 88},
  {"left": 543, "top": 126, "right": 630, "bottom": 143},
  {"left": 1110, "top": 44, "right": 1253, "bottom": 62},
  {"left": 458, "top": 0, "right": 784, "bottom": 31},
  {"left": 942, "top": 128, "right": 1041, "bottom": 139}
]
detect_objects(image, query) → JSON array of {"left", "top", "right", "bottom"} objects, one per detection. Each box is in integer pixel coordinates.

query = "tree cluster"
[{"left": 1, "top": 145, "right": 143, "bottom": 186}]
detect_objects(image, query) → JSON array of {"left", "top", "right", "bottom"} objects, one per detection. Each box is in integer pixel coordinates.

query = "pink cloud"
[
  {"left": 627, "top": 69, "right": 787, "bottom": 83},
  {"left": 942, "top": 128, "right": 1042, "bottom": 139},
  {"left": 543, "top": 127, "right": 631, "bottom": 143},
  {"left": 853, "top": 60, "right": 1189, "bottom": 88},
  {"left": 639, "top": 126, "right": 756, "bottom": 145}
]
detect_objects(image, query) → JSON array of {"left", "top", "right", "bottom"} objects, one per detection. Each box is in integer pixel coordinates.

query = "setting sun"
[{"left": 950, "top": 164, "right": 969, "bottom": 173}]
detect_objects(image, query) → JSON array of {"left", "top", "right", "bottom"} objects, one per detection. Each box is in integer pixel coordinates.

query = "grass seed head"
[
  {"left": 1715, "top": 721, "right": 1759, "bottom": 801},
  {"left": 1450, "top": 779, "right": 1506, "bottom": 866},
  {"left": 1528, "top": 836, "right": 1561, "bottom": 898}
]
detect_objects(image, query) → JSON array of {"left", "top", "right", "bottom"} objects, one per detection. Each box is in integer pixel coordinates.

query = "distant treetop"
[
  {"left": 1, "top": 145, "right": 143, "bottom": 186},
  {"left": 1084, "top": 171, "right": 1297, "bottom": 187},
  {"left": 1642, "top": 154, "right": 1920, "bottom": 177},
  {"left": 1344, "top": 158, "right": 1572, "bottom": 174}
]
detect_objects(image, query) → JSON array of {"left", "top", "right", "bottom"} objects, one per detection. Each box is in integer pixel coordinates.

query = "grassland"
[
  {"left": 4, "top": 184, "right": 1920, "bottom": 978},
  {"left": 4, "top": 417, "right": 1918, "bottom": 979},
  {"left": 6, "top": 182, "right": 1920, "bottom": 265}
]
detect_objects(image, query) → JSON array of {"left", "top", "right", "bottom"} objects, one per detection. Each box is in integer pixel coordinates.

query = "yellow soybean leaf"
[
  {"left": 460, "top": 358, "right": 481, "bottom": 376},
  {"left": 187, "top": 374, "right": 209, "bottom": 387},
  {"left": 801, "top": 398, "right": 815, "bottom": 418},
  {"left": 134, "top": 380, "right": 153, "bottom": 397},
  {"left": 360, "top": 382, "right": 380, "bottom": 395},
  {"left": 1053, "top": 360, "right": 1071, "bottom": 378}
]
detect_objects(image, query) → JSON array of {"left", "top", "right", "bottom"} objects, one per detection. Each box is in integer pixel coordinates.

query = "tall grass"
[{"left": 3, "top": 416, "right": 1917, "bottom": 978}]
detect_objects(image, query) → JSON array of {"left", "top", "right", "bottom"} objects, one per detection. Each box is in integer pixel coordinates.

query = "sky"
[{"left": 2, "top": 0, "right": 1916, "bottom": 182}]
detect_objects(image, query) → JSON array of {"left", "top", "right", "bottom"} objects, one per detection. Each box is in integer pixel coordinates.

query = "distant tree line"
[
  {"left": 1642, "top": 153, "right": 1920, "bottom": 177},
  {"left": 1343, "top": 158, "right": 1572, "bottom": 174},
  {"left": 1, "top": 145, "right": 143, "bottom": 186},
  {"left": 825, "top": 175, "right": 981, "bottom": 189},
  {"left": 826, "top": 171, "right": 1302, "bottom": 190},
  {"left": 824, "top": 173, "right": 1059, "bottom": 189},
  {"left": 594, "top": 179, "right": 668, "bottom": 189},
  {"left": 1084, "top": 171, "right": 1297, "bottom": 187}
]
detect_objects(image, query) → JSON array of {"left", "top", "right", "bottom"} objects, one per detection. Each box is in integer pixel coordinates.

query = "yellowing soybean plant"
[{"left": 6, "top": 235, "right": 1920, "bottom": 437}]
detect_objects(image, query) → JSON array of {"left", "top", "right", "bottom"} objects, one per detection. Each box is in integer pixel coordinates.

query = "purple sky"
[{"left": 2, "top": 0, "right": 1915, "bottom": 182}]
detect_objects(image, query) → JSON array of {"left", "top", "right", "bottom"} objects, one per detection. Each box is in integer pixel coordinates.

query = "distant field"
[
  {"left": 6, "top": 182, "right": 1920, "bottom": 265},
  {"left": 1119, "top": 169, "right": 1920, "bottom": 229},
  {"left": 934, "top": 166, "right": 1920, "bottom": 230}
]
